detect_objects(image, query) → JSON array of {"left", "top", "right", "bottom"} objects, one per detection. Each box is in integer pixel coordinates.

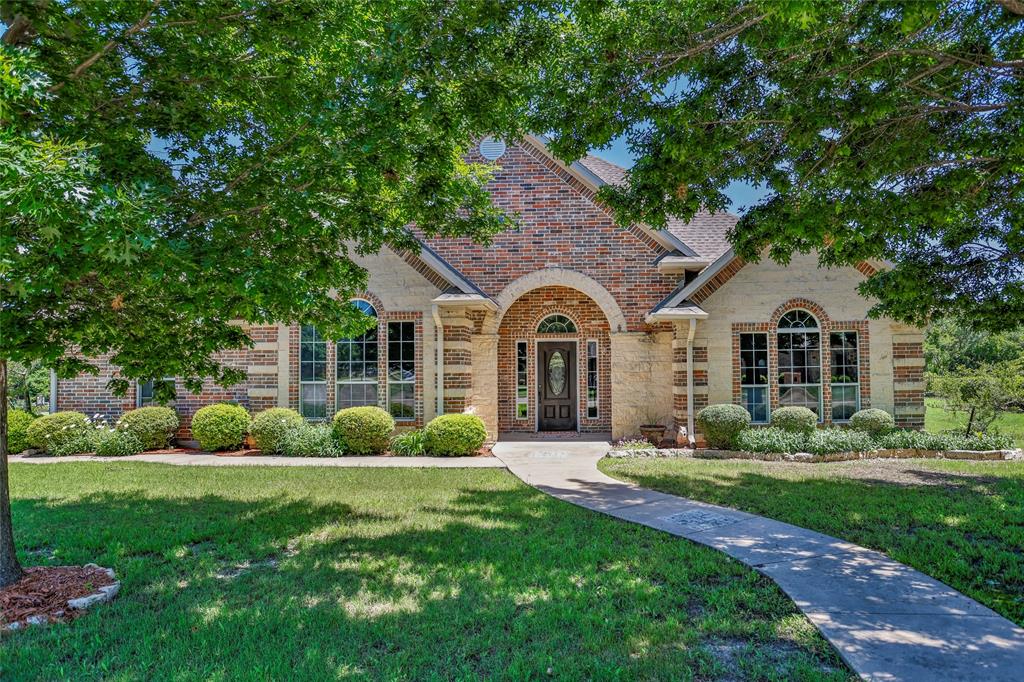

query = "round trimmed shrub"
[
  {"left": 332, "top": 406, "right": 394, "bottom": 455},
  {"left": 95, "top": 430, "right": 144, "bottom": 457},
  {"left": 696, "top": 404, "right": 751, "bottom": 449},
  {"left": 26, "top": 411, "right": 90, "bottom": 453},
  {"left": 7, "top": 409, "right": 35, "bottom": 454},
  {"left": 849, "top": 408, "right": 895, "bottom": 436},
  {"left": 190, "top": 403, "right": 250, "bottom": 451},
  {"left": 117, "top": 406, "right": 179, "bottom": 450},
  {"left": 770, "top": 406, "right": 817, "bottom": 433},
  {"left": 250, "top": 408, "right": 305, "bottom": 453},
  {"left": 424, "top": 414, "right": 487, "bottom": 456}
]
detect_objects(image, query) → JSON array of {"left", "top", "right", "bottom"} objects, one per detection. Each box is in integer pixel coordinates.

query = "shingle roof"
[{"left": 576, "top": 155, "right": 737, "bottom": 260}]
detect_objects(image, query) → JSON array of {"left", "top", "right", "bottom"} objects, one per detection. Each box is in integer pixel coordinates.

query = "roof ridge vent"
[{"left": 479, "top": 137, "right": 507, "bottom": 160}]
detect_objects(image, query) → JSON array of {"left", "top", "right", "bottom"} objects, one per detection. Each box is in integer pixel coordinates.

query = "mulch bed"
[{"left": 1, "top": 565, "right": 116, "bottom": 627}]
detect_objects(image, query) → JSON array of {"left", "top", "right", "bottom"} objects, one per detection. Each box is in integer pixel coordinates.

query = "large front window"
[
  {"left": 777, "top": 310, "right": 822, "bottom": 420},
  {"left": 300, "top": 325, "right": 328, "bottom": 419},
  {"left": 387, "top": 321, "right": 416, "bottom": 421},
  {"left": 830, "top": 331, "right": 860, "bottom": 421},
  {"left": 337, "top": 300, "right": 379, "bottom": 409}
]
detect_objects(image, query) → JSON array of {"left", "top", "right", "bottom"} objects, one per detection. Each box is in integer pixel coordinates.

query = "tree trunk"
[
  {"left": 966, "top": 406, "right": 976, "bottom": 437},
  {"left": 0, "top": 359, "right": 25, "bottom": 587}
]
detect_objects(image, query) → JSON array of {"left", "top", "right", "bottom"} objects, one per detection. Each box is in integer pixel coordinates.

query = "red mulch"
[{"left": 1, "top": 566, "right": 116, "bottom": 627}]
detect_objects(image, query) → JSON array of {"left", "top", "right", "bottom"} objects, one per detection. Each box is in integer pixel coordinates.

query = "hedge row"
[{"left": 695, "top": 403, "right": 1012, "bottom": 454}]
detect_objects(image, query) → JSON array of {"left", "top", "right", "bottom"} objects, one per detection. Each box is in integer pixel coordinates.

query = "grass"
[
  {"left": 600, "top": 457, "right": 1024, "bottom": 627},
  {"left": 3, "top": 463, "right": 851, "bottom": 681},
  {"left": 925, "top": 397, "right": 1024, "bottom": 447}
]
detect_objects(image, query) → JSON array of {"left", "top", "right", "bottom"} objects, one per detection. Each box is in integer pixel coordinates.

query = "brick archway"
[
  {"left": 497, "top": 286, "right": 611, "bottom": 434},
  {"left": 485, "top": 268, "right": 628, "bottom": 334}
]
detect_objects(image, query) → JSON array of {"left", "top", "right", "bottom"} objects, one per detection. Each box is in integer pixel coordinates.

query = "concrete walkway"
[
  {"left": 493, "top": 440, "right": 1024, "bottom": 682},
  {"left": 11, "top": 453, "right": 505, "bottom": 468}
]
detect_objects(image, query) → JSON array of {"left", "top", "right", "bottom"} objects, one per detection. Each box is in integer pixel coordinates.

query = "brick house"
[{"left": 55, "top": 136, "right": 925, "bottom": 443}]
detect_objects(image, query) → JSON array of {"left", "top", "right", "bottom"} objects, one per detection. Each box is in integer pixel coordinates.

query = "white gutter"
[
  {"left": 49, "top": 369, "right": 57, "bottom": 413},
  {"left": 432, "top": 304, "right": 444, "bottom": 418},
  {"left": 686, "top": 318, "right": 697, "bottom": 448}
]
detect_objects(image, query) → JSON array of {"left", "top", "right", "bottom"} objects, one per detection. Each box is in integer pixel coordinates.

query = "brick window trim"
[
  {"left": 731, "top": 299, "right": 871, "bottom": 426},
  {"left": 290, "top": 292, "right": 425, "bottom": 427}
]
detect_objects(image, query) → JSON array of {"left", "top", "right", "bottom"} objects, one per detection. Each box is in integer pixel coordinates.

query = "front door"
[{"left": 538, "top": 342, "right": 576, "bottom": 431}]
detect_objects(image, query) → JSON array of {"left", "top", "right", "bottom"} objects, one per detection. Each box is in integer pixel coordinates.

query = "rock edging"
[{"left": 608, "top": 447, "right": 1022, "bottom": 462}]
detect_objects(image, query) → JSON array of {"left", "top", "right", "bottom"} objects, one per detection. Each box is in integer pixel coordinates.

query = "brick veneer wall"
[
  {"left": 423, "top": 140, "right": 680, "bottom": 332},
  {"left": 497, "top": 286, "right": 611, "bottom": 433},
  {"left": 56, "top": 324, "right": 281, "bottom": 439},
  {"left": 892, "top": 337, "right": 926, "bottom": 428}
]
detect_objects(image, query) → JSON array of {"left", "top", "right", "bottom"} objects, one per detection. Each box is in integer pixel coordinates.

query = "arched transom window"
[
  {"left": 537, "top": 314, "right": 577, "bottom": 334},
  {"left": 777, "top": 310, "right": 822, "bottom": 420},
  {"left": 336, "top": 299, "right": 379, "bottom": 409}
]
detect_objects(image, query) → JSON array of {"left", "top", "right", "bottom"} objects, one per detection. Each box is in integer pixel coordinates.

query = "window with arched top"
[
  {"left": 777, "top": 309, "right": 822, "bottom": 420},
  {"left": 537, "top": 314, "right": 577, "bottom": 334},
  {"left": 336, "top": 299, "right": 379, "bottom": 409}
]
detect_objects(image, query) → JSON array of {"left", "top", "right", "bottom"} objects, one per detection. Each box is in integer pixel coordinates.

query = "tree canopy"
[
  {"left": 2, "top": 0, "right": 547, "bottom": 395},
  {"left": 531, "top": 0, "right": 1023, "bottom": 329}
]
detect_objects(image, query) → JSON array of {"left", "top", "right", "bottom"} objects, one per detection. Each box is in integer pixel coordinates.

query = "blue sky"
[{"left": 594, "top": 135, "right": 770, "bottom": 215}]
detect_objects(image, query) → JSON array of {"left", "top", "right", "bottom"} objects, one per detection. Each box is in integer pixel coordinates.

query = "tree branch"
[{"left": 47, "top": 0, "right": 162, "bottom": 94}]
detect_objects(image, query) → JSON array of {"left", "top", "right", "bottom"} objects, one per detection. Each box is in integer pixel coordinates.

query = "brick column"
[
  {"left": 671, "top": 323, "right": 689, "bottom": 443},
  {"left": 892, "top": 332, "right": 926, "bottom": 429},
  {"left": 440, "top": 310, "right": 474, "bottom": 413}
]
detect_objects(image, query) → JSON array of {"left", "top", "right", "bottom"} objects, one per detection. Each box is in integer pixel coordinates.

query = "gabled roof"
[{"left": 575, "top": 154, "right": 738, "bottom": 260}]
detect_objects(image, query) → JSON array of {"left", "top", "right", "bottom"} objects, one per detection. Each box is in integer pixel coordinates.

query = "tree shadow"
[
  {"left": 4, "top": 475, "right": 850, "bottom": 681},
  {"left": 603, "top": 460, "right": 1024, "bottom": 627}
]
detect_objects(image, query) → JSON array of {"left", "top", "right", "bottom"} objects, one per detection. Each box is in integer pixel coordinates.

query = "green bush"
[
  {"left": 190, "top": 403, "right": 250, "bottom": 451},
  {"left": 770, "top": 406, "right": 818, "bottom": 433},
  {"left": 734, "top": 427, "right": 807, "bottom": 454},
  {"left": 390, "top": 429, "right": 427, "bottom": 456},
  {"left": 7, "top": 409, "right": 35, "bottom": 454},
  {"left": 250, "top": 408, "right": 305, "bottom": 453},
  {"left": 332, "top": 406, "right": 394, "bottom": 455},
  {"left": 849, "top": 408, "right": 895, "bottom": 436},
  {"left": 26, "top": 411, "right": 91, "bottom": 454},
  {"left": 278, "top": 422, "right": 343, "bottom": 457},
  {"left": 95, "top": 430, "right": 144, "bottom": 457},
  {"left": 804, "top": 428, "right": 875, "bottom": 456},
  {"left": 424, "top": 414, "right": 487, "bottom": 456},
  {"left": 877, "top": 429, "right": 1012, "bottom": 451},
  {"left": 696, "top": 404, "right": 751, "bottom": 449},
  {"left": 117, "top": 406, "right": 179, "bottom": 449}
]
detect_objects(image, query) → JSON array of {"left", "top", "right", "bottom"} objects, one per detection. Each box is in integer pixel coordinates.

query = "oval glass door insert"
[{"left": 548, "top": 351, "right": 566, "bottom": 396}]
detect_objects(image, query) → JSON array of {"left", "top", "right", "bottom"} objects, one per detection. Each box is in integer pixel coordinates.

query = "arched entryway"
[{"left": 496, "top": 285, "right": 612, "bottom": 434}]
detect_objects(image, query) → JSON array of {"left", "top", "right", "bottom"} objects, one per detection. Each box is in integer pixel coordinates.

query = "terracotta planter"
[{"left": 639, "top": 425, "right": 666, "bottom": 446}]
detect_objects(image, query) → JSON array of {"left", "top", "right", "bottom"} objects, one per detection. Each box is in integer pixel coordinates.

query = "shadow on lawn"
[
  {"left": 5, "top": 483, "right": 850, "bottom": 681},
  {"left": 607, "top": 463, "right": 1024, "bottom": 627}
]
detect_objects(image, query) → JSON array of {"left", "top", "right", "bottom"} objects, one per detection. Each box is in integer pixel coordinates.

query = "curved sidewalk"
[{"left": 493, "top": 440, "right": 1024, "bottom": 682}]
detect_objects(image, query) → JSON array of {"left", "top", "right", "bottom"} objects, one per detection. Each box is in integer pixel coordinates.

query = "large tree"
[
  {"left": 532, "top": 0, "right": 1023, "bottom": 329},
  {"left": 0, "top": 1, "right": 548, "bottom": 587}
]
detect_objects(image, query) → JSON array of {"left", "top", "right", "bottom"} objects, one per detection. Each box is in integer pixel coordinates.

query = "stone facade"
[{"left": 54, "top": 140, "right": 924, "bottom": 443}]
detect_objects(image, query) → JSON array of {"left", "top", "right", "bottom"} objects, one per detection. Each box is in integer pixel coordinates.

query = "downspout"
[
  {"left": 432, "top": 304, "right": 444, "bottom": 417},
  {"left": 686, "top": 318, "right": 697, "bottom": 447},
  {"left": 49, "top": 369, "right": 57, "bottom": 413}
]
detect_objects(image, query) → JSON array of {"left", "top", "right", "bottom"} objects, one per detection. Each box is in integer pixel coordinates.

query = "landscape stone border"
[
  {"left": 4, "top": 564, "right": 120, "bottom": 632},
  {"left": 607, "top": 447, "right": 1023, "bottom": 463}
]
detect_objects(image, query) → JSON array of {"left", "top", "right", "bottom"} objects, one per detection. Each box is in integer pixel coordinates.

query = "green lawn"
[
  {"left": 3, "top": 463, "right": 851, "bottom": 681},
  {"left": 926, "top": 397, "right": 1024, "bottom": 447},
  {"left": 600, "top": 457, "right": 1024, "bottom": 627}
]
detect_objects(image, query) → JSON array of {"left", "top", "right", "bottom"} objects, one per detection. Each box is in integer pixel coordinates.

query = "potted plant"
[{"left": 638, "top": 408, "right": 668, "bottom": 446}]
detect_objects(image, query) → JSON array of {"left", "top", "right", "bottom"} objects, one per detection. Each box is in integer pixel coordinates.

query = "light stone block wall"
[
  {"left": 350, "top": 249, "right": 441, "bottom": 423},
  {"left": 468, "top": 333, "right": 500, "bottom": 439},
  {"left": 610, "top": 331, "right": 674, "bottom": 440},
  {"left": 698, "top": 252, "right": 920, "bottom": 417}
]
